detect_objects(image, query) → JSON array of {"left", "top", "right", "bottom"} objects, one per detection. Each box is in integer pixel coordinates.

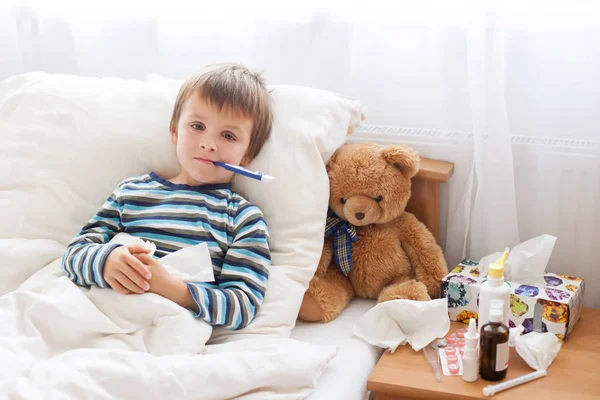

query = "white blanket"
[{"left": 0, "top": 247, "right": 337, "bottom": 399}]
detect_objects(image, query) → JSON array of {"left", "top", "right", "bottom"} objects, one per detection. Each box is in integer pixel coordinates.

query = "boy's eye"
[
  {"left": 191, "top": 123, "right": 205, "bottom": 131},
  {"left": 222, "top": 131, "right": 236, "bottom": 141}
]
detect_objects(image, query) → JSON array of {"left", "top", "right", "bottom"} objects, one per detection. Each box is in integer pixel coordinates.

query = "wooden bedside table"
[
  {"left": 406, "top": 157, "right": 454, "bottom": 243},
  {"left": 367, "top": 307, "right": 599, "bottom": 400}
]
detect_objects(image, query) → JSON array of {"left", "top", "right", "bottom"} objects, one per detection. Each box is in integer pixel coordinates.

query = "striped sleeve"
[
  {"left": 61, "top": 186, "right": 125, "bottom": 288},
  {"left": 187, "top": 203, "right": 271, "bottom": 330}
]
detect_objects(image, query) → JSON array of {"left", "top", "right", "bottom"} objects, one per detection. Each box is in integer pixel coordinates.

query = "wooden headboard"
[{"left": 405, "top": 158, "right": 454, "bottom": 243}]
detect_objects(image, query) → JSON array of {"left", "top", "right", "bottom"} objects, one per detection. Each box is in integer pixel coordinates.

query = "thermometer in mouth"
[{"left": 212, "top": 161, "right": 273, "bottom": 182}]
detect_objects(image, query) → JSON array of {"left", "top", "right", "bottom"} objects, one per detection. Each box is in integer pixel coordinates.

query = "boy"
[{"left": 62, "top": 63, "right": 273, "bottom": 330}]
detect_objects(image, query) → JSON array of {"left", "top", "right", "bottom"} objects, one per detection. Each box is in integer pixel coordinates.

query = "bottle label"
[{"left": 495, "top": 341, "right": 509, "bottom": 371}]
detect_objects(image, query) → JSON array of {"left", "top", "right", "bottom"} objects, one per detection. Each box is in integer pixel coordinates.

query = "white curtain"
[{"left": 2, "top": 0, "right": 599, "bottom": 307}]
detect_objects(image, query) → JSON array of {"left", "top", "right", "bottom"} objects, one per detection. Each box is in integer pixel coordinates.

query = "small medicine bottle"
[{"left": 479, "top": 299, "right": 509, "bottom": 381}]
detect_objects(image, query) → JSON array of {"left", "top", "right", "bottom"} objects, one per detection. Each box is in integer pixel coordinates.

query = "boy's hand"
[
  {"left": 132, "top": 253, "right": 171, "bottom": 295},
  {"left": 132, "top": 253, "right": 197, "bottom": 312},
  {"left": 104, "top": 245, "right": 152, "bottom": 295}
]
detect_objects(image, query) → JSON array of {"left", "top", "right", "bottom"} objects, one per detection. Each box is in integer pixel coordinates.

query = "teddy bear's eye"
[
  {"left": 340, "top": 198, "right": 346, "bottom": 204},
  {"left": 375, "top": 195, "right": 383, "bottom": 202}
]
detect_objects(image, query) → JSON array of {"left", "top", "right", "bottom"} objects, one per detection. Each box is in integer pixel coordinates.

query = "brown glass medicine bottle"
[{"left": 479, "top": 300, "right": 509, "bottom": 381}]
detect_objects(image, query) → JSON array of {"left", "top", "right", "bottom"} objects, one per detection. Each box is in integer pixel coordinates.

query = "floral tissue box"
[{"left": 441, "top": 259, "right": 585, "bottom": 342}]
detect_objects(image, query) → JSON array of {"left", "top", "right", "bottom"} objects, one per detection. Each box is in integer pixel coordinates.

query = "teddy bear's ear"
[
  {"left": 325, "top": 149, "right": 340, "bottom": 172},
  {"left": 380, "top": 145, "right": 420, "bottom": 179}
]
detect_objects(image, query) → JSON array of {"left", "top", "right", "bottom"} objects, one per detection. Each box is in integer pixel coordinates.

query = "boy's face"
[{"left": 171, "top": 94, "right": 253, "bottom": 185}]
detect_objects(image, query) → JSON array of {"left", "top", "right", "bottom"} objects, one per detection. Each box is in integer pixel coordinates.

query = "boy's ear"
[
  {"left": 240, "top": 155, "right": 251, "bottom": 167},
  {"left": 170, "top": 124, "right": 178, "bottom": 145}
]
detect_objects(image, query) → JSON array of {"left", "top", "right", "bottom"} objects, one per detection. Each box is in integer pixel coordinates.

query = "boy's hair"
[{"left": 170, "top": 63, "right": 273, "bottom": 162}]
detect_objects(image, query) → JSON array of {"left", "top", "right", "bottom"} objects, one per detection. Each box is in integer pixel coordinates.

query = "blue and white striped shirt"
[{"left": 62, "top": 172, "right": 271, "bottom": 330}]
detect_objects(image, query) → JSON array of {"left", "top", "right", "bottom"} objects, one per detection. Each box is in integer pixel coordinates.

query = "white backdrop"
[{"left": 1, "top": 0, "right": 599, "bottom": 307}]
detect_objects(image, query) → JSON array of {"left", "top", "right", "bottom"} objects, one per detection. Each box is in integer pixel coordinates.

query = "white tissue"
[
  {"left": 109, "top": 233, "right": 215, "bottom": 282},
  {"left": 513, "top": 330, "right": 562, "bottom": 371},
  {"left": 479, "top": 234, "right": 556, "bottom": 286},
  {"left": 352, "top": 298, "right": 450, "bottom": 352},
  {"left": 508, "top": 325, "right": 525, "bottom": 347}
]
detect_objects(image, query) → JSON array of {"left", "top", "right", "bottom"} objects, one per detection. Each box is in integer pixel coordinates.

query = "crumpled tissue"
[
  {"left": 352, "top": 298, "right": 450, "bottom": 352},
  {"left": 109, "top": 233, "right": 215, "bottom": 282},
  {"left": 479, "top": 234, "right": 556, "bottom": 286},
  {"left": 510, "top": 325, "right": 562, "bottom": 371}
]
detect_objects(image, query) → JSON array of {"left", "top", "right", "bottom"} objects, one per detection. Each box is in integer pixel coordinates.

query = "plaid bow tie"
[{"left": 324, "top": 209, "right": 358, "bottom": 276}]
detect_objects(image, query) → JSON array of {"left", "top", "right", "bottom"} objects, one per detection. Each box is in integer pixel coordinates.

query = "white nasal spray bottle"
[
  {"left": 462, "top": 318, "right": 479, "bottom": 382},
  {"left": 478, "top": 248, "right": 511, "bottom": 334}
]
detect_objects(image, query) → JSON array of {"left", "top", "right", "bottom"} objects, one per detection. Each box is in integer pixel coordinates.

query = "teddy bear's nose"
[{"left": 355, "top": 213, "right": 365, "bottom": 220}]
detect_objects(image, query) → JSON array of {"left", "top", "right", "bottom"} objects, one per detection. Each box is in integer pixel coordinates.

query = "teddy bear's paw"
[
  {"left": 298, "top": 292, "right": 325, "bottom": 322},
  {"left": 377, "top": 280, "right": 431, "bottom": 303},
  {"left": 425, "top": 283, "right": 442, "bottom": 299},
  {"left": 298, "top": 272, "right": 353, "bottom": 323},
  {"left": 298, "top": 292, "right": 343, "bottom": 323}
]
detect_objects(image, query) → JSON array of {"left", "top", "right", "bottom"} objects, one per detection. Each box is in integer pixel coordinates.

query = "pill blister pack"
[
  {"left": 439, "top": 346, "right": 464, "bottom": 376},
  {"left": 438, "top": 327, "right": 468, "bottom": 376}
]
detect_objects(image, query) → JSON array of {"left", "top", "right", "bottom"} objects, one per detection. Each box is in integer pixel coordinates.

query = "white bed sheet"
[{"left": 291, "top": 299, "right": 384, "bottom": 400}]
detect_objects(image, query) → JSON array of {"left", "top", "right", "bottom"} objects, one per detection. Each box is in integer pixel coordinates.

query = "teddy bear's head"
[{"left": 326, "top": 142, "right": 420, "bottom": 226}]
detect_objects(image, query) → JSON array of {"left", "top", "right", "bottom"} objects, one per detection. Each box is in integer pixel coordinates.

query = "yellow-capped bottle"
[{"left": 478, "top": 248, "right": 511, "bottom": 334}]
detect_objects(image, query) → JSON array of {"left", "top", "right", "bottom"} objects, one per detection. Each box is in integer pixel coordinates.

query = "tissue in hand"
[
  {"left": 441, "top": 235, "right": 585, "bottom": 341},
  {"left": 108, "top": 233, "right": 215, "bottom": 282}
]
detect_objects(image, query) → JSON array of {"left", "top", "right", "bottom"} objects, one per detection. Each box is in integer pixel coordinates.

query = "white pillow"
[
  {"left": 0, "top": 73, "right": 180, "bottom": 244},
  {"left": 0, "top": 72, "right": 363, "bottom": 339}
]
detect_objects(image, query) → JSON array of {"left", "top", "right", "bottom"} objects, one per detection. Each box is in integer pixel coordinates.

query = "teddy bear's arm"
[
  {"left": 397, "top": 212, "right": 448, "bottom": 298},
  {"left": 314, "top": 236, "right": 334, "bottom": 278}
]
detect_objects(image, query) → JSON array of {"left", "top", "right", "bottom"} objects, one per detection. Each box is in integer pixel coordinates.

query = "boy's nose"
[{"left": 200, "top": 141, "right": 216, "bottom": 152}]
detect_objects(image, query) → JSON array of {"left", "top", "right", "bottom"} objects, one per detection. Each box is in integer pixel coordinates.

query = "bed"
[
  {"left": 0, "top": 72, "right": 453, "bottom": 399},
  {"left": 292, "top": 298, "right": 381, "bottom": 400}
]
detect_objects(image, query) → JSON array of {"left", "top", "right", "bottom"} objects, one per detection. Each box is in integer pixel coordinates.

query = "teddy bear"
[{"left": 298, "top": 142, "right": 448, "bottom": 323}]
